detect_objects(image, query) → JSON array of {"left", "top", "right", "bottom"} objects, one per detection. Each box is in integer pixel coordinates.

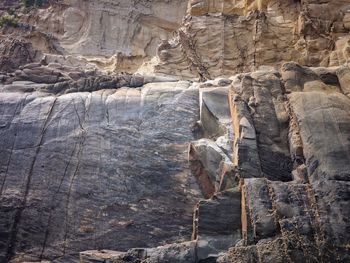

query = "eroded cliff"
[{"left": 0, "top": 0, "right": 349, "bottom": 262}]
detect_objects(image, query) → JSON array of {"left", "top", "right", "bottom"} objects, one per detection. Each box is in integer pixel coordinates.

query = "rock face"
[
  {"left": 219, "top": 66, "right": 350, "bottom": 263},
  {"left": 0, "top": 38, "right": 41, "bottom": 73},
  {"left": 7, "top": 0, "right": 188, "bottom": 73},
  {"left": 155, "top": 0, "right": 350, "bottom": 79},
  {"left": 0, "top": 82, "right": 203, "bottom": 262},
  {"left": 0, "top": 0, "right": 350, "bottom": 263},
  {"left": 58, "top": 0, "right": 187, "bottom": 57}
]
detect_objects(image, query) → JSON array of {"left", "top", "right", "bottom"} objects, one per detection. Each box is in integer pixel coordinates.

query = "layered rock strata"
[
  {"left": 155, "top": 0, "right": 350, "bottom": 79},
  {"left": 0, "top": 0, "right": 349, "bottom": 262}
]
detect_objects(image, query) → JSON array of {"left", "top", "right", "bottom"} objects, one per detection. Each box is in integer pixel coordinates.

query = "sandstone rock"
[
  {"left": 193, "top": 189, "right": 241, "bottom": 238},
  {"left": 221, "top": 65, "right": 350, "bottom": 263},
  {"left": 193, "top": 189, "right": 241, "bottom": 261},
  {"left": 239, "top": 71, "right": 292, "bottom": 181},
  {"left": 189, "top": 86, "right": 235, "bottom": 197},
  {"left": 289, "top": 91, "right": 350, "bottom": 259},
  {"left": 15, "top": 0, "right": 188, "bottom": 74},
  {"left": 217, "top": 244, "right": 259, "bottom": 263},
  {"left": 0, "top": 1, "right": 350, "bottom": 262},
  {"left": 189, "top": 139, "right": 232, "bottom": 197},
  {"left": 155, "top": 0, "right": 350, "bottom": 79},
  {"left": 229, "top": 92, "right": 261, "bottom": 179},
  {"left": 199, "top": 86, "right": 232, "bottom": 139},
  {"left": 0, "top": 82, "right": 202, "bottom": 262},
  {"left": 289, "top": 92, "right": 350, "bottom": 182},
  {"left": 0, "top": 38, "right": 42, "bottom": 73},
  {"left": 242, "top": 178, "right": 277, "bottom": 243},
  {"left": 80, "top": 250, "right": 125, "bottom": 263},
  {"left": 336, "top": 66, "right": 350, "bottom": 97}
]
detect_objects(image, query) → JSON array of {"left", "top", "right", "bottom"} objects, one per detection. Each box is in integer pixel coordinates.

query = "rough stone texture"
[
  {"left": 289, "top": 91, "right": 350, "bottom": 254},
  {"left": 229, "top": 92, "right": 261, "bottom": 179},
  {"left": 189, "top": 85, "right": 235, "bottom": 197},
  {"left": 220, "top": 66, "right": 350, "bottom": 263},
  {"left": 80, "top": 242, "right": 198, "bottom": 263},
  {"left": 1, "top": 0, "right": 187, "bottom": 73},
  {"left": 189, "top": 139, "right": 230, "bottom": 197},
  {"left": 0, "top": 1, "right": 350, "bottom": 263},
  {"left": 0, "top": 82, "right": 203, "bottom": 262},
  {"left": 155, "top": 0, "right": 350, "bottom": 79},
  {"left": 0, "top": 37, "right": 42, "bottom": 73},
  {"left": 230, "top": 69, "right": 292, "bottom": 182},
  {"left": 193, "top": 189, "right": 241, "bottom": 261}
]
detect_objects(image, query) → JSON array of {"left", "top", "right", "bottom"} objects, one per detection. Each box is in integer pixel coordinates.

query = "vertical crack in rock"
[
  {"left": 187, "top": 82, "right": 246, "bottom": 261},
  {"left": 229, "top": 90, "right": 262, "bottom": 179},
  {"left": 179, "top": 29, "right": 211, "bottom": 81},
  {"left": 0, "top": 94, "right": 29, "bottom": 197},
  {"left": 286, "top": 100, "right": 307, "bottom": 183},
  {"left": 5, "top": 97, "right": 57, "bottom": 261},
  {"left": 39, "top": 95, "right": 92, "bottom": 259},
  {"left": 40, "top": 145, "right": 76, "bottom": 259},
  {"left": 63, "top": 95, "right": 91, "bottom": 255},
  {"left": 218, "top": 65, "right": 350, "bottom": 263}
]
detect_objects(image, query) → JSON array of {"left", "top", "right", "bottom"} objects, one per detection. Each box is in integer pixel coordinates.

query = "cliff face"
[
  {"left": 156, "top": 0, "right": 350, "bottom": 79},
  {"left": 0, "top": 1, "right": 349, "bottom": 263},
  {"left": 1, "top": 0, "right": 188, "bottom": 72}
]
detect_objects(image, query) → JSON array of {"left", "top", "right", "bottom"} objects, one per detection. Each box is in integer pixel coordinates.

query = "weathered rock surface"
[
  {"left": 219, "top": 66, "right": 350, "bottom": 263},
  {"left": 0, "top": 38, "right": 42, "bottom": 73},
  {"left": 0, "top": 81, "right": 203, "bottom": 262},
  {"left": 0, "top": 0, "right": 349, "bottom": 263},
  {"left": 155, "top": 0, "right": 350, "bottom": 79},
  {"left": 189, "top": 85, "right": 235, "bottom": 197},
  {"left": 193, "top": 189, "right": 241, "bottom": 261},
  {"left": 0, "top": 0, "right": 188, "bottom": 73}
]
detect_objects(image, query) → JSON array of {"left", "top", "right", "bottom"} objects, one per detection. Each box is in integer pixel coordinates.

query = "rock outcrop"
[
  {"left": 155, "top": 0, "right": 350, "bottom": 79},
  {"left": 5, "top": 0, "right": 189, "bottom": 73},
  {"left": 0, "top": 80, "right": 203, "bottom": 262},
  {"left": 0, "top": 38, "right": 41, "bottom": 73},
  {"left": 0, "top": 0, "right": 349, "bottom": 262},
  {"left": 220, "top": 65, "right": 350, "bottom": 263}
]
